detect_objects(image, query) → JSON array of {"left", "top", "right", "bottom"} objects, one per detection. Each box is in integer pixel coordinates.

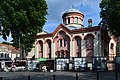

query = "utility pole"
[
  {"left": 19, "top": 30, "right": 23, "bottom": 59},
  {"left": 0, "top": 18, "right": 3, "bottom": 35}
]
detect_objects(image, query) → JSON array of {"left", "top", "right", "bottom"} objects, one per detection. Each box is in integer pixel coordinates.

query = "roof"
[
  {"left": 37, "top": 30, "right": 48, "bottom": 35},
  {"left": 0, "top": 44, "right": 20, "bottom": 54},
  {"left": 64, "top": 8, "right": 83, "bottom": 14},
  {"left": 62, "top": 8, "right": 84, "bottom": 19},
  {"left": 36, "top": 23, "right": 101, "bottom": 39}
]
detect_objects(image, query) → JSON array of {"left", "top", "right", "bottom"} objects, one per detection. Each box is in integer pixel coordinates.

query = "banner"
[
  {"left": 56, "top": 58, "right": 69, "bottom": 71},
  {"left": 92, "top": 57, "right": 107, "bottom": 71},
  {"left": 73, "top": 57, "right": 87, "bottom": 71}
]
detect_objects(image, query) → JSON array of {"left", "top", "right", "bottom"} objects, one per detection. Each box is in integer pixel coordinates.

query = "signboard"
[
  {"left": 73, "top": 57, "right": 87, "bottom": 71},
  {"left": 38, "top": 60, "right": 54, "bottom": 71},
  {"left": 115, "top": 56, "right": 120, "bottom": 72},
  {"left": 27, "top": 60, "right": 39, "bottom": 70},
  {"left": 56, "top": 58, "right": 69, "bottom": 71},
  {"left": 92, "top": 57, "right": 107, "bottom": 71}
]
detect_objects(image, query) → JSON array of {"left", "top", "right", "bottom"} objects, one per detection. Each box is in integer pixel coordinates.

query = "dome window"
[
  {"left": 75, "top": 17, "right": 78, "bottom": 23},
  {"left": 68, "top": 17, "right": 70, "bottom": 24}
]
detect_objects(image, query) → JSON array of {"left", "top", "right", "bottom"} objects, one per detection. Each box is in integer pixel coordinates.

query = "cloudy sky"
[{"left": 0, "top": 0, "right": 102, "bottom": 43}]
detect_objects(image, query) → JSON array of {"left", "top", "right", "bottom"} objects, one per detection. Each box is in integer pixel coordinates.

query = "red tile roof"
[{"left": 0, "top": 44, "right": 21, "bottom": 54}]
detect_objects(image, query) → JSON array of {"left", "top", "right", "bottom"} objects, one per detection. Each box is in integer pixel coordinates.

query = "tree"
[
  {"left": 2, "top": 41, "right": 11, "bottom": 45},
  {"left": 0, "top": 0, "right": 47, "bottom": 52},
  {"left": 99, "top": 0, "right": 120, "bottom": 37}
]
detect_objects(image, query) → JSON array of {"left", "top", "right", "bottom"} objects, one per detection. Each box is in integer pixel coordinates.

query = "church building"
[{"left": 27, "top": 8, "right": 117, "bottom": 63}]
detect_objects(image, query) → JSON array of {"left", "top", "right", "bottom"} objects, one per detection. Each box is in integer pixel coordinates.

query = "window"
[
  {"left": 63, "top": 19, "right": 66, "bottom": 24},
  {"left": 76, "top": 38, "right": 80, "bottom": 46},
  {"left": 58, "top": 52, "right": 60, "bottom": 58},
  {"left": 85, "top": 35, "right": 94, "bottom": 62},
  {"left": 1, "top": 53, "right": 3, "bottom": 58},
  {"left": 61, "top": 51, "right": 64, "bottom": 58},
  {"left": 48, "top": 42, "right": 51, "bottom": 48},
  {"left": 75, "top": 17, "right": 78, "bottom": 23},
  {"left": 5, "top": 53, "right": 7, "bottom": 58},
  {"left": 5, "top": 53, "right": 9, "bottom": 58},
  {"left": 60, "top": 39, "right": 62, "bottom": 47},
  {"left": 110, "top": 43, "right": 114, "bottom": 49},
  {"left": 64, "top": 39, "right": 66, "bottom": 47},
  {"left": 75, "top": 38, "right": 81, "bottom": 57},
  {"left": 86, "top": 37, "right": 93, "bottom": 49},
  {"left": 68, "top": 17, "right": 70, "bottom": 24}
]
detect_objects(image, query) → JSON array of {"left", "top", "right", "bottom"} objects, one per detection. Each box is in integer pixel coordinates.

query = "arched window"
[
  {"left": 63, "top": 18, "right": 66, "bottom": 24},
  {"left": 110, "top": 43, "right": 114, "bottom": 49},
  {"left": 61, "top": 50, "right": 64, "bottom": 58},
  {"left": 46, "top": 40, "right": 52, "bottom": 59},
  {"left": 1, "top": 53, "right": 3, "bottom": 58},
  {"left": 64, "top": 39, "right": 66, "bottom": 47},
  {"left": 60, "top": 39, "right": 62, "bottom": 47},
  {"left": 58, "top": 51, "right": 60, "bottom": 58},
  {"left": 75, "top": 17, "right": 78, "bottom": 23},
  {"left": 68, "top": 17, "right": 70, "bottom": 24},
  {"left": 48, "top": 41, "right": 51, "bottom": 59},
  {"left": 85, "top": 35, "right": 94, "bottom": 61},
  {"left": 76, "top": 38, "right": 80, "bottom": 46},
  {"left": 5, "top": 53, "right": 7, "bottom": 58},
  {"left": 38, "top": 41, "right": 43, "bottom": 58},
  {"left": 85, "top": 36, "right": 94, "bottom": 49},
  {"left": 110, "top": 43, "right": 114, "bottom": 61},
  {"left": 74, "top": 37, "right": 81, "bottom": 57}
]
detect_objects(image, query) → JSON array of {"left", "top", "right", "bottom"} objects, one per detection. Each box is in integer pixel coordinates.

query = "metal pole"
[
  {"left": 53, "top": 74, "right": 55, "bottom": 80},
  {"left": 19, "top": 35, "right": 22, "bottom": 59},
  {"left": 115, "top": 60, "right": 118, "bottom": 80},
  {"left": 76, "top": 73, "right": 78, "bottom": 80},
  {"left": 97, "top": 71, "right": 99, "bottom": 80},
  {"left": 28, "top": 75, "right": 30, "bottom": 80},
  {"left": 0, "top": 77, "right": 3, "bottom": 80},
  {"left": 115, "top": 71, "right": 118, "bottom": 80},
  {"left": 54, "top": 58, "right": 56, "bottom": 71}
]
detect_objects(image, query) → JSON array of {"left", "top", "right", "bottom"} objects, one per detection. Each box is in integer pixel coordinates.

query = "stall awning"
[{"left": 37, "top": 58, "right": 46, "bottom": 61}]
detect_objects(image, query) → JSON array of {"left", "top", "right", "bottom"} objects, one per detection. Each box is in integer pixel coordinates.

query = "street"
[{"left": 0, "top": 71, "right": 120, "bottom": 80}]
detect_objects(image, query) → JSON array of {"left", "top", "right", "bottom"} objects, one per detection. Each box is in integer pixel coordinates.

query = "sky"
[{"left": 0, "top": 0, "right": 102, "bottom": 43}]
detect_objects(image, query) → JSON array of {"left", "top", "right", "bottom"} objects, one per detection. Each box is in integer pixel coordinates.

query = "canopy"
[{"left": 37, "top": 58, "right": 46, "bottom": 61}]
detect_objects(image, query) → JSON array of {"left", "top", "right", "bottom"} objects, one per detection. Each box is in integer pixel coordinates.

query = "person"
[
  {"left": 42, "top": 66, "right": 47, "bottom": 72},
  {"left": 1, "top": 61, "right": 5, "bottom": 71},
  {"left": 11, "top": 62, "right": 16, "bottom": 72}
]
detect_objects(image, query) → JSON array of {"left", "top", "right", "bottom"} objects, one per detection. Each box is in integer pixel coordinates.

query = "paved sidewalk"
[{"left": 0, "top": 71, "right": 119, "bottom": 80}]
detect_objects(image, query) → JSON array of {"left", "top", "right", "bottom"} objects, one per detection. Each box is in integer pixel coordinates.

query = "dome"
[
  {"left": 64, "top": 8, "right": 83, "bottom": 14},
  {"left": 62, "top": 8, "right": 84, "bottom": 19},
  {"left": 62, "top": 8, "right": 84, "bottom": 29}
]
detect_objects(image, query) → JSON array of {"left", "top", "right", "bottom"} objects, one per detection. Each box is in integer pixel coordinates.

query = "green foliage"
[
  {"left": 99, "top": 0, "right": 120, "bottom": 37},
  {"left": 2, "top": 41, "right": 11, "bottom": 45},
  {"left": 0, "top": 0, "right": 47, "bottom": 52}
]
